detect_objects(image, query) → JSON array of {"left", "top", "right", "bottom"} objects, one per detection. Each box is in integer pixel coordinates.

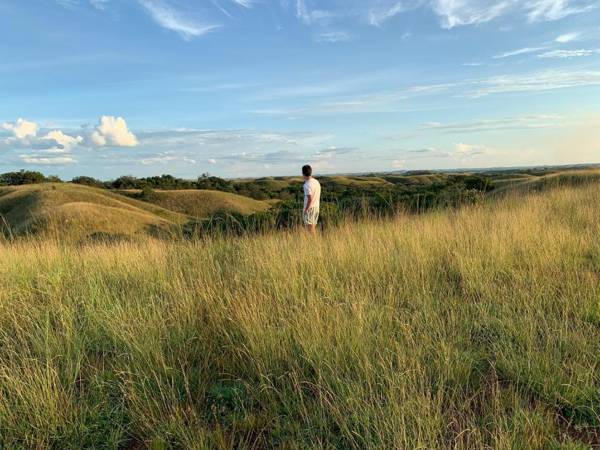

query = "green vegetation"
[
  {"left": 2, "top": 167, "right": 600, "bottom": 241},
  {"left": 0, "top": 183, "right": 599, "bottom": 448}
]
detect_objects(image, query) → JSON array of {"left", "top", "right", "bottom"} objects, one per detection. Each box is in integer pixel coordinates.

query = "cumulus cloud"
[
  {"left": 91, "top": 116, "right": 139, "bottom": 147},
  {"left": 2, "top": 118, "right": 39, "bottom": 140},
  {"left": 41, "top": 130, "right": 84, "bottom": 152}
]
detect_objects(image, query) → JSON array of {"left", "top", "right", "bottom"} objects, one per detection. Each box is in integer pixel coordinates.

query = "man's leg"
[{"left": 306, "top": 224, "right": 316, "bottom": 235}]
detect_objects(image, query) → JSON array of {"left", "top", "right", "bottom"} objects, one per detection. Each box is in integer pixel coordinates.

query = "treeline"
[{"left": 0, "top": 170, "right": 235, "bottom": 191}]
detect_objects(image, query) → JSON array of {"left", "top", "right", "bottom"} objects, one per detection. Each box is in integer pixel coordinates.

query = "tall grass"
[{"left": 0, "top": 185, "right": 599, "bottom": 449}]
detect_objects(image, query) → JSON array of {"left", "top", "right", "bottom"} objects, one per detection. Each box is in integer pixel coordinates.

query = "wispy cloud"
[
  {"left": 137, "top": 0, "right": 221, "bottom": 40},
  {"left": 538, "top": 48, "right": 600, "bottom": 58},
  {"left": 493, "top": 46, "right": 548, "bottom": 59},
  {"left": 421, "top": 115, "right": 564, "bottom": 133},
  {"left": 526, "top": 0, "right": 596, "bottom": 22},
  {"left": 230, "top": 0, "right": 254, "bottom": 8},
  {"left": 19, "top": 155, "right": 77, "bottom": 165},
  {"left": 432, "top": 0, "right": 514, "bottom": 29},
  {"left": 556, "top": 31, "right": 580, "bottom": 42},
  {"left": 289, "top": 0, "right": 597, "bottom": 30},
  {"left": 315, "top": 31, "right": 353, "bottom": 43},
  {"left": 467, "top": 69, "right": 600, "bottom": 97}
]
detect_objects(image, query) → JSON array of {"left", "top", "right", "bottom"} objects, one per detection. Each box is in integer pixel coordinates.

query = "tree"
[
  {"left": 0, "top": 170, "right": 46, "bottom": 185},
  {"left": 72, "top": 176, "right": 106, "bottom": 188}
]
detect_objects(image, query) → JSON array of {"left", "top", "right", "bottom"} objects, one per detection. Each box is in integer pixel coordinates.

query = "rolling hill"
[
  {"left": 117, "top": 189, "right": 272, "bottom": 218},
  {"left": 0, "top": 183, "right": 187, "bottom": 240},
  {"left": 490, "top": 168, "right": 600, "bottom": 194}
]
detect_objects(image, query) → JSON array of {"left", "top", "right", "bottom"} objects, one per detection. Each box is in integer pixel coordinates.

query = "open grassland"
[
  {"left": 490, "top": 169, "right": 600, "bottom": 194},
  {"left": 0, "top": 184, "right": 599, "bottom": 449}
]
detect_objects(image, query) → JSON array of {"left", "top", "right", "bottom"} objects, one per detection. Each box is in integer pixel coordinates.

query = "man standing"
[{"left": 302, "top": 165, "right": 321, "bottom": 235}]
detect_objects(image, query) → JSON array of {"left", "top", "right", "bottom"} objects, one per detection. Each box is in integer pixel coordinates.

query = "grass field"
[
  {"left": 0, "top": 183, "right": 187, "bottom": 240},
  {"left": 0, "top": 183, "right": 599, "bottom": 448},
  {"left": 117, "top": 189, "right": 272, "bottom": 218}
]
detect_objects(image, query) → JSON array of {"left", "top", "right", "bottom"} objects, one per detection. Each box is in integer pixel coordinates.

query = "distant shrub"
[
  {"left": 138, "top": 186, "right": 156, "bottom": 201},
  {"left": 72, "top": 176, "right": 106, "bottom": 188},
  {"left": 196, "top": 174, "right": 235, "bottom": 192}
]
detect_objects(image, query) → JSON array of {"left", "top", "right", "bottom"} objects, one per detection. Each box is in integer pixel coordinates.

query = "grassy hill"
[
  {"left": 0, "top": 183, "right": 598, "bottom": 448},
  {"left": 118, "top": 189, "right": 272, "bottom": 218},
  {"left": 0, "top": 183, "right": 187, "bottom": 240},
  {"left": 490, "top": 168, "right": 600, "bottom": 194}
]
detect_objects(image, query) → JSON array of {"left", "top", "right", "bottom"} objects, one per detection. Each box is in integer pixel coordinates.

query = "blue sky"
[{"left": 1, "top": 0, "right": 599, "bottom": 179}]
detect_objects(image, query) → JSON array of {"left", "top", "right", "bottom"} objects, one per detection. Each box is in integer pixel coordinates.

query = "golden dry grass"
[
  {"left": 0, "top": 183, "right": 187, "bottom": 239},
  {"left": 0, "top": 183, "right": 598, "bottom": 448},
  {"left": 119, "top": 189, "right": 272, "bottom": 218}
]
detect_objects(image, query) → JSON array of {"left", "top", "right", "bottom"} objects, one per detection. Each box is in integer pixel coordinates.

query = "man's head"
[{"left": 302, "top": 165, "right": 312, "bottom": 179}]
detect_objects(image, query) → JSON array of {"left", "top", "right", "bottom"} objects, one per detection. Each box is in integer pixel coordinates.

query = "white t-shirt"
[{"left": 303, "top": 177, "right": 321, "bottom": 210}]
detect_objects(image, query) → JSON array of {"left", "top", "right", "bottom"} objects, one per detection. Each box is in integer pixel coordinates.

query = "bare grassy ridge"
[
  {"left": 0, "top": 185, "right": 599, "bottom": 448},
  {"left": 118, "top": 189, "right": 272, "bottom": 218},
  {"left": 0, "top": 183, "right": 187, "bottom": 240}
]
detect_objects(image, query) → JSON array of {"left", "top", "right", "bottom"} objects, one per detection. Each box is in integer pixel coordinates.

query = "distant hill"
[
  {"left": 0, "top": 183, "right": 187, "bottom": 240},
  {"left": 117, "top": 189, "right": 272, "bottom": 218},
  {"left": 490, "top": 169, "right": 600, "bottom": 194}
]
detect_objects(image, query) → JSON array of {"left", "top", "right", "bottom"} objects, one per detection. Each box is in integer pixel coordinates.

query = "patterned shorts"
[{"left": 303, "top": 207, "right": 320, "bottom": 226}]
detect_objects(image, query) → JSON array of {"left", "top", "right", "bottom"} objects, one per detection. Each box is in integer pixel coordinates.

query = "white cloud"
[
  {"left": 391, "top": 159, "right": 405, "bottom": 169},
  {"left": 91, "top": 116, "right": 139, "bottom": 147},
  {"left": 538, "top": 48, "right": 600, "bottom": 58},
  {"left": 230, "top": 0, "right": 254, "bottom": 7},
  {"left": 432, "top": 0, "right": 515, "bottom": 29},
  {"left": 89, "top": 0, "right": 109, "bottom": 9},
  {"left": 140, "top": 154, "right": 197, "bottom": 165},
  {"left": 19, "top": 155, "right": 77, "bottom": 165},
  {"left": 467, "top": 69, "right": 600, "bottom": 97},
  {"left": 556, "top": 32, "right": 580, "bottom": 42},
  {"left": 368, "top": 2, "right": 416, "bottom": 26},
  {"left": 421, "top": 115, "right": 564, "bottom": 133},
  {"left": 138, "top": 0, "right": 221, "bottom": 40},
  {"left": 295, "top": 0, "right": 336, "bottom": 25},
  {"left": 208, "top": 158, "right": 217, "bottom": 164},
  {"left": 42, "top": 130, "right": 84, "bottom": 152},
  {"left": 2, "top": 118, "right": 39, "bottom": 140},
  {"left": 526, "top": 0, "right": 595, "bottom": 22},
  {"left": 454, "top": 142, "right": 492, "bottom": 158},
  {"left": 315, "top": 31, "right": 353, "bottom": 42},
  {"left": 289, "top": 0, "right": 596, "bottom": 30},
  {"left": 493, "top": 46, "right": 548, "bottom": 59}
]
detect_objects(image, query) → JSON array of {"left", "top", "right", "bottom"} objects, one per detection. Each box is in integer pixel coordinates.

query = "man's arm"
[{"left": 304, "top": 194, "right": 313, "bottom": 213}]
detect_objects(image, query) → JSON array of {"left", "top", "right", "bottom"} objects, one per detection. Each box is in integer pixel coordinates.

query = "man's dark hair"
[{"left": 302, "top": 165, "right": 312, "bottom": 177}]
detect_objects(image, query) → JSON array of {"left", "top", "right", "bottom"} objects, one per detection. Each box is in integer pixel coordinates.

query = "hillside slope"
[
  {"left": 0, "top": 183, "right": 187, "bottom": 240},
  {"left": 491, "top": 168, "right": 600, "bottom": 193},
  {"left": 118, "top": 189, "right": 272, "bottom": 218}
]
